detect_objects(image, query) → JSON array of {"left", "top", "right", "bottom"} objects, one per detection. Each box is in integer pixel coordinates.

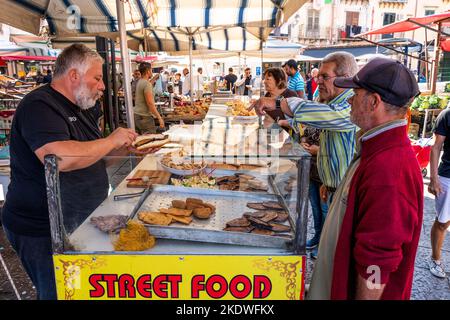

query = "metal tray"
[
  {"left": 130, "top": 185, "right": 294, "bottom": 249},
  {"left": 169, "top": 169, "right": 275, "bottom": 195}
]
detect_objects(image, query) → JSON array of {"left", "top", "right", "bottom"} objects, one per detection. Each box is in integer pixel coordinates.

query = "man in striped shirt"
[
  {"left": 284, "top": 59, "right": 305, "bottom": 98},
  {"left": 252, "top": 52, "right": 358, "bottom": 206}
]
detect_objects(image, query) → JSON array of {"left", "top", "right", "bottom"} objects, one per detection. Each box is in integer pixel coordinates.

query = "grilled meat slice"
[
  {"left": 226, "top": 217, "right": 251, "bottom": 227},
  {"left": 269, "top": 222, "right": 291, "bottom": 232},
  {"left": 246, "top": 203, "right": 267, "bottom": 210},
  {"left": 262, "top": 201, "right": 284, "bottom": 210}
]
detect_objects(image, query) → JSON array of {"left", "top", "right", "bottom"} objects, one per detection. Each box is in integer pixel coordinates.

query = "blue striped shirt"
[
  {"left": 288, "top": 71, "right": 305, "bottom": 93},
  {"left": 287, "top": 89, "right": 358, "bottom": 188}
]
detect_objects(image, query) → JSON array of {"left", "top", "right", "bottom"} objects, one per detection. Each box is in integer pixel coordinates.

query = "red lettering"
[
  {"left": 229, "top": 275, "right": 252, "bottom": 299},
  {"left": 103, "top": 274, "right": 118, "bottom": 298},
  {"left": 89, "top": 274, "right": 105, "bottom": 298},
  {"left": 191, "top": 275, "right": 205, "bottom": 298},
  {"left": 167, "top": 275, "right": 182, "bottom": 298},
  {"left": 206, "top": 275, "right": 228, "bottom": 299},
  {"left": 118, "top": 274, "right": 136, "bottom": 298},
  {"left": 153, "top": 275, "right": 169, "bottom": 298},
  {"left": 253, "top": 275, "right": 272, "bottom": 299},
  {"left": 136, "top": 275, "right": 152, "bottom": 298}
]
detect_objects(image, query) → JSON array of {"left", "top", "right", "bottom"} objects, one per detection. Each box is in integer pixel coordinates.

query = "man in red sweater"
[{"left": 307, "top": 58, "right": 423, "bottom": 299}]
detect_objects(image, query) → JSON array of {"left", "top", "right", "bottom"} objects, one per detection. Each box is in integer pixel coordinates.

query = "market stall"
[{"left": 44, "top": 113, "right": 311, "bottom": 300}]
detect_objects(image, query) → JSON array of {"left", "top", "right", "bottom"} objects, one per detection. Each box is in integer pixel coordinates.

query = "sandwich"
[{"left": 132, "top": 134, "right": 170, "bottom": 150}]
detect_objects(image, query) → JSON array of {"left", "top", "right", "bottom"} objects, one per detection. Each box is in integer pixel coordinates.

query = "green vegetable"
[{"left": 440, "top": 97, "right": 449, "bottom": 109}]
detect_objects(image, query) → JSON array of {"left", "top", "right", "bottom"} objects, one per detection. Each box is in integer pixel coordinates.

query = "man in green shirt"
[{"left": 134, "top": 62, "right": 164, "bottom": 134}]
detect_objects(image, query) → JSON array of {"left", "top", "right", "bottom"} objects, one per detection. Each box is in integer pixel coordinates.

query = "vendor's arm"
[{"left": 35, "top": 127, "right": 137, "bottom": 172}]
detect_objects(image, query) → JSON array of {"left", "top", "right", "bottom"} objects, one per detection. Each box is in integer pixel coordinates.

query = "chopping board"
[{"left": 126, "top": 170, "right": 172, "bottom": 188}]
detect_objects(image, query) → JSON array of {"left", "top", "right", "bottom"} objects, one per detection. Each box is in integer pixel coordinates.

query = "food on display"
[
  {"left": 260, "top": 211, "right": 279, "bottom": 222},
  {"left": 251, "top": 228, "right": 275, "bottom": 236},
  {"left": 223, "top": 226, "right": 254, "bottom": 233},
  {"left": 137, "top": 198, "right": 215, "bottom": 225},
  {"left": 90, "top": 215, "right": 128, "bottom": 233},
  {"left": 138, "top": 212, "right": 173, "bottom": 225},
  {"left": 167, "top": 214, "right": 193, "bottom": 225},
  {"left": 113, "top": 221, "right": 156, "bottom": 251},
  {"left": 193, "top": 207, "right": 213, "bottom": 219},
  {"left": 132, "top": 134, "right": 170, "bottom": 150},
  {"left": 171, "top": 173, "right": 217, "bottom": 189},
  {"left": 192, "top": 100, "right": 210, "bottom": 112},
  {"left": 273, "top": 212, "right": 289, "bottom": 223},
  {"left": 225, "top": 100, "right": 257, "bottom": 117},
  {"left": 172, "top": 200, "right": 187, "bottom": 209},
  {"left": 160, "top": 149, "right": 205, "bottom": 171},
  {"left": 269, "top": 222, "right": 291, "bottom": 232},
  {"left": 170, "top": 172, "right": 268, "bottom": 192},
  {"left": 226, "top": 217, "right": 251, "bottom": 227},
  {"left": 246, "top": 203, "right": 268, "bottom": 210},
  {"left": 223, "top": 202, "right": 291, "bottom": 236},
  {"left": 262, "top": 201, "right": 284, "bottom": 210}
]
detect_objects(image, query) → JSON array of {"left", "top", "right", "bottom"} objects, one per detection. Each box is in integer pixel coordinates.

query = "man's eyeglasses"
[{"left": 317, "top": 75, "right": 338, "bottom": 82}]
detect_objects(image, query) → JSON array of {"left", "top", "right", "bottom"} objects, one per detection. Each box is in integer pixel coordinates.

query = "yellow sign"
[{"left": 53, "top": 255, "right": 304, "bottom": 300}]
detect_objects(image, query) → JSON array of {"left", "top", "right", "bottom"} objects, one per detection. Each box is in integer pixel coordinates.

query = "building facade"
[{"left": 286, "top": 0, "right": 449, "bottom": 46}]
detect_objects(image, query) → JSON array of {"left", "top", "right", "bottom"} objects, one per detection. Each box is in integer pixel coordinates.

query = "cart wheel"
[{"left": 422, "top": 168, "right": 428, "bottom": 178}]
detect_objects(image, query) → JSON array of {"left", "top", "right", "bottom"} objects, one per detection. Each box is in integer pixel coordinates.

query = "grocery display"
[{"left": 410, "top": 94, "right": 449, "bottom": 111}]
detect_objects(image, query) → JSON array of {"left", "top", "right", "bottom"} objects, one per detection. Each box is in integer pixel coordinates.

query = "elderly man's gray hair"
[
  {"left": 321, "top": 51, "right": 358, "bottom": 77},
  {"left": 54, "top": 44, "right": 103, "bottom": 78}
]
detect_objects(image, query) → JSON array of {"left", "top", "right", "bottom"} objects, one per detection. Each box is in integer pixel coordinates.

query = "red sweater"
[{"left": 331, "top": 125, "right": 423, "bottom": 300}]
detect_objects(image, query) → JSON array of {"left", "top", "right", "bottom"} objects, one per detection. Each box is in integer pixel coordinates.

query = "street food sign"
[{"left": 53, "top": 255, "right": 304, "bottom": 300}]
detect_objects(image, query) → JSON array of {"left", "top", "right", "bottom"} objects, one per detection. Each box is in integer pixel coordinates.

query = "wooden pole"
[
  {"left": 424, "top": 29, "right": 430, "bottom": 91},
  {"left": 431, "top": 22, "right": 442, "bottom": 95}
]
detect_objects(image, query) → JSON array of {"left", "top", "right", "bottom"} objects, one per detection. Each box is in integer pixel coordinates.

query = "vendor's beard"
[{"left": 74, "top": 82, "right": 103, "bottom": 110}]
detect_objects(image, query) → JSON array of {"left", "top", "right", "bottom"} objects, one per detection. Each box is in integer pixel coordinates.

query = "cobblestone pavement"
[{"left": 305, "top": 173, "right": 450, "bottom": 300}]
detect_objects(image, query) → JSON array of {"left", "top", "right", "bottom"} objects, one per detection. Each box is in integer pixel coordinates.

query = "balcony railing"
[
  {"left": 298, "top": 26, "right": 331, "bottom": 40},
  {"left": 338, "top": 25, "right": 366, "bottom": 39}
]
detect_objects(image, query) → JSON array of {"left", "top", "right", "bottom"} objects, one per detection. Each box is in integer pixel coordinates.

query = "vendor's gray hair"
[
  {"left": 53, "top": 44, "right": 103, "bottom": 79},
  {"left": 322, "top": 52, "right": 358, "bottom": 77}
]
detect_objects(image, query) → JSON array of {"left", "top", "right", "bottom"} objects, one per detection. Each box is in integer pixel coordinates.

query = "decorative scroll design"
[
  {"left": 253, "top": 259, "right": 301, "bottom": 300},
  {"left": 58, "top": 257, "right": 107, "bottom": 300}
]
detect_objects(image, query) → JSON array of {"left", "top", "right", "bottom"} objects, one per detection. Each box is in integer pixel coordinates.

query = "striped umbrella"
[{"left": 0, "top": 1, "right": 305, "bottom": 37}]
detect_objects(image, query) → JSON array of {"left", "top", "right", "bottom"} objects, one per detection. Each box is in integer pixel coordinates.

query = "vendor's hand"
[
  {"left": 248, "top": 97, "right": 276, "bottom": 116},
  {"left": 278, "top": 119, "right": 291, "bottom": 128},
  {"left": 108, "top": 127, "right": 138, "bottom": 150},
  {"left": 428, "top": 177, "right": 442, "bottom": 196},
  {"left": 320, "top": 184, "right": 328, "bottom": 203}
]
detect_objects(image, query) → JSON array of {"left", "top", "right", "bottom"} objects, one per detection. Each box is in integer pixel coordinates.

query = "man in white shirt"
[
  {"left": 182, "top": 68, "right": 191, "bottom": 96},
  {"left": 194, "top": 67, "right": 205, "bottom": 99}
]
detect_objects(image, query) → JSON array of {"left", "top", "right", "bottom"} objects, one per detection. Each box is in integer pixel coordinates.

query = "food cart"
[{"left": 44, "top": 104, "right": 311, "bottom": 300}]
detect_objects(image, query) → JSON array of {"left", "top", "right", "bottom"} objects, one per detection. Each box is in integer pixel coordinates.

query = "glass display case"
[{"left": 44, "top": 118, "right": 311, "bottom": 300}]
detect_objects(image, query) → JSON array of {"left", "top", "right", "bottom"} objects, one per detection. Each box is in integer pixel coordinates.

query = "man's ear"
[
  {"left": 372, "top": 93, "right": 383, "bottom": 111},
  {"left": 68, "top": 68, "right": 79, "bottom": 82}
]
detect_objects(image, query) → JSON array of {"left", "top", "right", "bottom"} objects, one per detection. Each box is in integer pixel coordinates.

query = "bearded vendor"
[{"left": 1, "top": 44, "right": 142, "bottom": 300}]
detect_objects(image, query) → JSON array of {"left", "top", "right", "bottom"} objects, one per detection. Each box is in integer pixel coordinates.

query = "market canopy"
[
  {"left": 1, "top": 0, "right": 305, "bottom": 37},
  {"left": 358, "top": 11, "right": 450, "bottom": 37}
]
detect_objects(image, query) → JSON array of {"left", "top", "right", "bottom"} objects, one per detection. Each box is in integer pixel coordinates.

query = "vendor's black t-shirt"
[
  {"left": 434, "top": 108, "right": 450, "bottom": 178},
  {"left": 2, "top": 84, "right": 109, "bottom": 237},
  {"left": 224, "top": 74, "right": 237, "bottom": 91}
]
